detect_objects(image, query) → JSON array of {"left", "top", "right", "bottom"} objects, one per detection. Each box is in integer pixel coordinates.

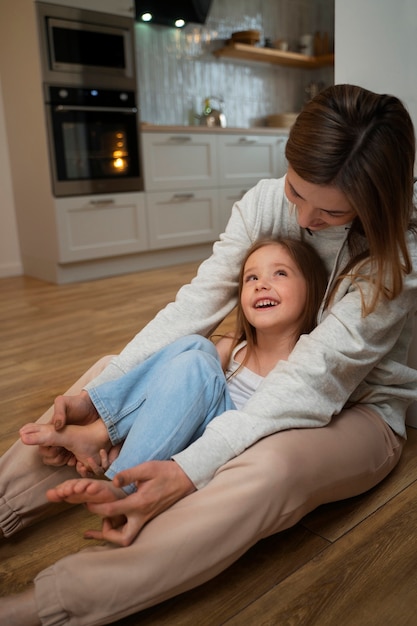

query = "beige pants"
[{"left": 0, "top": 357, "right": 404, "bottom": 626}]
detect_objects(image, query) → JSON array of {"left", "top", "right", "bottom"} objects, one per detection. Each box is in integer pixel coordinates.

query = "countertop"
[{"left": 140, "top": 123, "right": 290, "bottom": 135}]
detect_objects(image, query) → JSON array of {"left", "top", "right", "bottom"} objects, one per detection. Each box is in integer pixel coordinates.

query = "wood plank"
[
  {"left": 213, "top": 42, "right": 334, "bottom": 69},
  {"left": 223, "top": 479, "right": 417, "bottom": 626}
]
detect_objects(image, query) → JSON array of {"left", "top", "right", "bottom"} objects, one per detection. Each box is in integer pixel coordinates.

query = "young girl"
[{"left": 19, "top": 237, "right": 328, "bottom": 492}]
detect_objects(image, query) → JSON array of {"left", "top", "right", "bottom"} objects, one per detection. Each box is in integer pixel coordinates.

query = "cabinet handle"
[
  {"left": 169, "top": 136, "right": 192, "bottom": 142},
  {"left": 172, "top": 193, "right": 195, "bottom": 200},
  {"left": 89, "top": 199, "right": 116, "bottom": 206},
  {"left": 238, "top": 137, "right": 257, "bottom": 144}
]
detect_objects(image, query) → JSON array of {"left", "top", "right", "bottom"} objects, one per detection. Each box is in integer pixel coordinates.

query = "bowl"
[
  {"left": 266, "top": 112, "right": 299, "bottom": 128},
  {"left": 231, "top": 30, "right": 261, "bottom": 46}
]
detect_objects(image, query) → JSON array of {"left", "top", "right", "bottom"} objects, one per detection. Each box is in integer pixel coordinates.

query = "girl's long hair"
[
  {"left": 285, "top": 83, "right": 416, "bottom": 315},
  {"left": 224, "top": 237, "right": 328, "bottom": 373}
]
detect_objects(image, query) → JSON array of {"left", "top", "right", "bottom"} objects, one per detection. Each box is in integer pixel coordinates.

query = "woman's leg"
[
  {"left": 105, "top": 349, "right": 235, "bottom": 491},
  {"left": 0, "top": 356, "right": 114, "bottom": 537},
  {"left": 33, "top": 406, "right": 403, "bottom": 626}
]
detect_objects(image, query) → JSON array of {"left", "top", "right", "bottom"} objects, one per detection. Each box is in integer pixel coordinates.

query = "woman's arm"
[
  {"left": 173, "top": 266, "right": 417, "bottom": 488},
  {"left": 84, "top": 178, "right": 289, "bottom": 390}
]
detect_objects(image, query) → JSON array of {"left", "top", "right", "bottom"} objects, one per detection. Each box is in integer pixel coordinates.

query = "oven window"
[{"left": 51, "top": 110, "right": 140, "bottom": 182}]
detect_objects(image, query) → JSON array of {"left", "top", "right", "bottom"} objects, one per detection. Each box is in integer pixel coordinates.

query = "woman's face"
[{"left": 285, "top": 166, "right": 356, "bottom": 231}]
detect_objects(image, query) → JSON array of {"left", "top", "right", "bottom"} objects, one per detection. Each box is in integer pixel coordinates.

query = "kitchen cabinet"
[
  {"left": 217, "top": 134, "right": 287, "bottom": 187},
  {"left": 146, "top": 190, "right": 219, "bottom": 250},
  {"left": 142, "top": 128, "right": 288, "bottom": 248},
  {"left": 214, "top": 42, "right": 334, "bottom": 69},
  {"left": 142, "top": 133, "right": 217, "bottom": 191},
  {"left": 142, "top": 132, "right": 218, "bottom": 248},
  {"left": 34, "top": 0, "right": 135, "bottom": 17},
  {"left": 55, "top": 192, "right": 148, "bottom": 263}
]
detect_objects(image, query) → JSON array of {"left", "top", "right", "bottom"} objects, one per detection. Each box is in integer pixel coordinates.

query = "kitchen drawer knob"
[
  {"left": 169, "top": 136, "right": 192, "bottom": 142},
  {"left": 172, "top": 193, "right": 195, "bottom": 200},
  {"left": 89, "top": 199, "right": 116, "bottom": 206}
]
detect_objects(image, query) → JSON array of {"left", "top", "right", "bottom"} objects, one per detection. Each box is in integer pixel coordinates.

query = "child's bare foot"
[
  {"left": 47, "top": 477, "right": 125, "bottom": 506},
  {"left": 0, "top": 586, "right": 41, "bottom": 626},
  {"left": 20, "top": 420, "right": 111, "bottom": 474}
]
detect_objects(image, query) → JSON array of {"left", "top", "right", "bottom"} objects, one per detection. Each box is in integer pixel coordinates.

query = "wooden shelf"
[{"left": 213, "top": 42, "right": 334, "bottom": 69}]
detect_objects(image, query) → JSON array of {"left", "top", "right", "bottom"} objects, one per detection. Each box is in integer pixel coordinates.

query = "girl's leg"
[
  {"left": 33, "top": 406, "right": 403, "bottom": 626},
  {"left": 0, "top": 356, "right": 114, "bottom": 537},
  {"left": 106, "top": 349, "right": 235, "bottom": 490},
  {"left": 88, "top": 335, "right": 220, "bottom": 444}
]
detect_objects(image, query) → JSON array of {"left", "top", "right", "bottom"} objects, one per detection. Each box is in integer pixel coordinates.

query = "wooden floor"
[{"left": 1, "top": 264, "right": 417, "bottom": 625}]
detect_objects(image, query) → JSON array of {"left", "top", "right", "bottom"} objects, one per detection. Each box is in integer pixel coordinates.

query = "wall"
[
  {"left": 135, "top": 0, "right": 334, "bottom": 127},
  {"left": 335, "top": 0, "right": 417, "bottom": 169},
  {"left": 0, "top": 0, "right": 334, "bottom": 278},
  {"left": 335, "top": 0, "right": 417, "bottom": 426},
  {"left": 0, "top": 77, "right": 22, "bottom": 277}
]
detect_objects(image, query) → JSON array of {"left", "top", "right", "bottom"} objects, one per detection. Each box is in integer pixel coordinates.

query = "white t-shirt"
[{"left": 225, "top": 341, "right": 264, "bottom": 410}]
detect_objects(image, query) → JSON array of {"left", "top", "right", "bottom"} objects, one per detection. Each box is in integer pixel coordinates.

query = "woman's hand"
[
  {"left": 52, "top": 390, "right": 99, "bottom": 430},
  {"left": 84, "top": 460, "right": 196, "bottom": 546}
]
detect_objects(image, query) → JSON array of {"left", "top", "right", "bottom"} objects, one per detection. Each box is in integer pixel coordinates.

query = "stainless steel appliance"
[
  {"left": 45, "top": 85, "right": 143, "bottom": 197},
  {"left": 36, "top": 3, "right": 143, "bottom": 196},
  {"left": 36, "top": 2, "right": 136, "bottom": 90}
]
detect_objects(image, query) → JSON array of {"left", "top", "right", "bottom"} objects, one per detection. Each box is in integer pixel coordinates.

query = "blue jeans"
[{"left": 88, "top": 335, "right": 236, "bottom": 492}]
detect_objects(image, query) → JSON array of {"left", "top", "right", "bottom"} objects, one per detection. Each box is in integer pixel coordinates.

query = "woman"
[{"left": 1, "top": 84, "right": 417, "bottom": 626}]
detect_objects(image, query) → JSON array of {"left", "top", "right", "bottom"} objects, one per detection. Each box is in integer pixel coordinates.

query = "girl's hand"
[{"left": 84, "top": 460, "right": 196, "bottom": 546}]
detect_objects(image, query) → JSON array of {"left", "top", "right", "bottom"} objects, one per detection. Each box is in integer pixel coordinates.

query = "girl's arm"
[{"left": 214, "top": 335, "right": 235, "bottom": 371}]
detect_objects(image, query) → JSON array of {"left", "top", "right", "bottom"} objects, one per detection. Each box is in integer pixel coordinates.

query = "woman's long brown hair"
[{"left": 286, "top": 84, "right": 416, "bottom": 315}]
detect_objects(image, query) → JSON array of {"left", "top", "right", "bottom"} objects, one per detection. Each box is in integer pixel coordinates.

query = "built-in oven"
[{"left": 45, "top": 85, "right": 143, "bottom": 197}]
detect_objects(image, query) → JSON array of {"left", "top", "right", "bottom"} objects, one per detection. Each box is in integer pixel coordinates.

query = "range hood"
[{"left": 135, "top": 0, "right": 213, "bottom": 27}]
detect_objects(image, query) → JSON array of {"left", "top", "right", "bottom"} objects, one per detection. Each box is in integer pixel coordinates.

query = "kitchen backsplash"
[{"left": 134, "top": 0, "right": 334, "bottom": 128}]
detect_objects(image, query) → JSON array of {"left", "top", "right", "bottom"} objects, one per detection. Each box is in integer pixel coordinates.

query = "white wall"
[
  {"left": 335, "top": 0, "right": 417, "bottom": 161},
  {"left": 335, "top": 0, "right": 417, "bottom": 426},
  {"left": 0, "top": 76, "right": 22, "bottom": 277}
]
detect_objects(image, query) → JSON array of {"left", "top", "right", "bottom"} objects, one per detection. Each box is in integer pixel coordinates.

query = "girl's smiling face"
[
  {"left": 285, "top": 166, "right": 356, "bottom": 231},
  {"left": 240, "top": 242, "right": 308, "bottom": 337}
]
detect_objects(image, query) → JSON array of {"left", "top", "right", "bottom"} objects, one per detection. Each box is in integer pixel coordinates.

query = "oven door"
[{"left": 46, "top": 102, "right": 143, "bottom": 197}]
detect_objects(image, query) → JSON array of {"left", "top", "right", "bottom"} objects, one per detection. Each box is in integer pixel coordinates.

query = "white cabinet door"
[
  {"left": 56, "top": 193, "right": 148, "bottom": 263},
  {"left": 146, "top": 190, "right": 219, "bottom": 249},
  {"left": 217, "top": 134, "right": 288, "bottom": 187},
  {"left": 142, "top": 133, "right": 217, "bottom": 191},
  {"left": 36, "top": 0, "right": 135, "bottom": 17}
]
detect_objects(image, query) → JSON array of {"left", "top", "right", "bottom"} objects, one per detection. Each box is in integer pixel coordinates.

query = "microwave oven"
[{"left": 36, "top": 2, "right": 137, "bottom": 89}]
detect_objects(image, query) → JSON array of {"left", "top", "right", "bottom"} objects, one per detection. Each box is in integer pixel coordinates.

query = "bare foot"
[
  {"left": 46, "top": 477, "right": 125, "bottom": 506},
  {"left": 20, "top": 420, "right": 111, "bottom": 472},
  {"left": 0, "top": 586, "right": 41, "bottom": 626}
]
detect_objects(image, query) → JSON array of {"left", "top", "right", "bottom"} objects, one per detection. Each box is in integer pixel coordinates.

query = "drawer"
[
  {"left": 146, "top": 189, "right": 220, "bottom": 249},
  {"left": 55, "top": 193, "right": 148, "bottom": 262},
  {"left": 217, "top": 134, "right": 287, "bottom": 187},
  {"left": 142, "top": 132, "right": 217, "bottom": 191}
]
